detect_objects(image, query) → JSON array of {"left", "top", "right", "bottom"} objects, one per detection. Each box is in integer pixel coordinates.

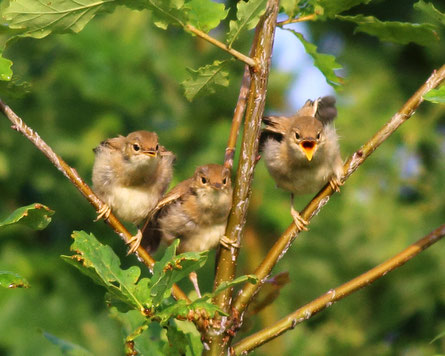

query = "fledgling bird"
[
  {"left": 92, "top": 130, "right": 175, "bottom": 254},
  {"left": 141, "top": 163, "right": 233, "bottom": 254},
  {"left": 141, "top": 163, "right": 233, "bottom": 297},
  {"left": 260, "top": 96, "right": 343, "bottom": 231}
]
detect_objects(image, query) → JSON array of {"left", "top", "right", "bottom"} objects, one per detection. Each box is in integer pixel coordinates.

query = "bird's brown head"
[
  {"left": 194, "top": 164, "right": 232, "bottom": 191},
  {"left": 124, "top": 131, "right": 160, "bottom": 160},
  {"left": 288, "top": 116, "right": 324, "bottom": 162}
]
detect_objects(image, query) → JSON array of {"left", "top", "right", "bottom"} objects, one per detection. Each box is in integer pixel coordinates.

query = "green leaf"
[
  {"left": 186, "top": 0, "right": 228, "bottom": 33},
  {"left": 337, "top": 15, "right": 439, "bottom": 46},
  {"left": 423, "top": 86, "right": 445, "bottom": 104},
  {"left": 227, "top": 0, "right": 267, "bottom": 47},
  {"left": 182, "top": 60, "right": 230, "bottom": 101},
  {"left": 164, "top": 320, "right": 203, "bottom": 356},
  {"left": 213, "top": 274, "right": 258, "bottom": 295},
  {"left": 0, "top": 52, "right": 13, "bottom": 81},
  {"left": 0, "top": 203, "right": 54, "bottom": 230},
  {"left": 280, "top": 0, "right": 301, "bottom": 19},
  {"left": 149, "top": 239, "right": 208, "bottom": 307},
  {"left": 414, "top": 0, "right": 445, "bottom": 25},
  {"left": 61, "top": 231, "right": 151, "bottom": 312},
  {"left": 1, "top": 0, "right": 119, "bottom": 39},
  {"left": 430, "top": 330, "right": 445, "bottom": 344},
  {"left": 316, "top": 0, "right": 372, "bottom": 18},
  {"left": 43, "top": 331, "right": 93, "bottom": 356},
  {"left": 145, "top": 0, "right": 189, "bottom": 30},
  {"left": 0, "top": 77, "right": 31, "bottom": 98},
  {"left": 288, "top": 30, "right": 343, "bottom": 88},
  {"left": 0, "top": 271, "right": 30, "bottom": 288}
]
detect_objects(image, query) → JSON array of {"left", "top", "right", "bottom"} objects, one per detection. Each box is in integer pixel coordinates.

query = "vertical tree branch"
[
  {"left": 232, "top": 223, "right": 445, "bottom": 354},
  {"left": 0, "top": 99, "right": 189, "bottom": 302},
  {"left": 231, "top": 64, "right": 445, "bottom": 320},
  {"left": 224, "top": 65, "right": 251, "bottom": 170},
  {"left": 205, "top": 1, "right": 280, "bottom": 354}
]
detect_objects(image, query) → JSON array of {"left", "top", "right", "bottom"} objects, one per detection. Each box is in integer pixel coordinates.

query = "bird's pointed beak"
[
  {"left": 143, "top": 150, "right": 157, "bottom": 157},
  {"left": 299, "top": 141, "right": 317, "bottom": 161}
]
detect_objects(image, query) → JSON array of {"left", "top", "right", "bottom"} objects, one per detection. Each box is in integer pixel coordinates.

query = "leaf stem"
[
  {"left": 0, "top": 100, "right": 189, "bottom": 302},
  {"left": 277, "top": 14, "right": 317, "bottom": 26},
  {"left": 231, "top": 64, "right": 445, "bottom": 322},
  {"left": 232, "top": 223, "right": 445, "bottom": 354},
  {"left": 185, "top": 24, "right": 257, "bottom": 68}
]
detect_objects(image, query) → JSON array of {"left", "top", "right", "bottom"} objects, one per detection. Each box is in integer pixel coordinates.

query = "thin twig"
[
  {"left": 204, "top": 1, "right": 280, "bottom": 354},
  {"left": 224, "top": 65, "right": 251, "bottom": 170},
  {"left": 231, "top": 64, "right": 445, "bottom": 321},
  {"left": 232, "top": 223, "right": 445, "bottom": 354},
  {"left": 185, "top": 24, "right": 257, "bottom": 68},
  {"left": 0, "top": 99, "right": 189, "bottom": 302},
  {"left": 277, "top": 14, "right": 317, "bottom": 26}
]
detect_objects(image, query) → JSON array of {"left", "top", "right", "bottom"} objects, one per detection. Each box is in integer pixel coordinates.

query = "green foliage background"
[{"left": 0, "top": 0, "right": 444, "bottom": 355}]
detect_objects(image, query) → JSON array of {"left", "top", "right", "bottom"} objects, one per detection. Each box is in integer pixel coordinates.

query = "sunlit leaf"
[
  {"left": 146, "top": 0, "right": 189, "bottom": 30},
  {"left": 316, "top": 0, "right": 372, "bottom": 18},
  {"left": 227, "top": 0, "right": 267, "bottom": 47},
  {"left": 414, "top": 0, "right": 445, "bottom": 25},
  {"left": 0, "top": 271, "right": 30, "bottom": 288},
  {"left": 43, "top": 331, "right": 93, "bottom": 356},
  {"left": 423, "top": 86, "right": 445, "bottom": 104},
  {"left": 182, "top": 60, "right": 230, "bottom": 101},
  {"left": 186, "top": 0, "right": 228, "bottom": 33},
  {"left": 280, "top": 0, "right": 302, "bottom": 19},
  {"left": 288, "top": 30, "right": 343, "bottom": 88},
  {"left": 337, "top": 15, "right": 439, "bottom": 46},
  {"left": 0, "top": 203, "right": 54, "bottom": 230},
  {"left": 149, "top": 239, "right": 208, "bottom": 307},
  {"left": 2, "top": 0, "right": 119, "bottom": 39},
  {"left": 61, "top": 231, "right": 151, "bottom": 312},
  {"left": 0, "top": 52, "right": 12, "bottom": 81},
  {"left": 213, "top": 274, "right": 258, "bottom": 295}
]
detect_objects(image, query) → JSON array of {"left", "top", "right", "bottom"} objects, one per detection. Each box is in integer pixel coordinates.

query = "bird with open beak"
[
  {"left": 92, "top": 130, "right": 175, "bottom": 253},
  {"left": 260, "top": 96, "right": 343, "bottom": 231}
]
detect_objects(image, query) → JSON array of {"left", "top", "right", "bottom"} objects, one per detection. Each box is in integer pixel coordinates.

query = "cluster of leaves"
[{"left": 1, "top": 0, "right": 443, "bottom": 101}]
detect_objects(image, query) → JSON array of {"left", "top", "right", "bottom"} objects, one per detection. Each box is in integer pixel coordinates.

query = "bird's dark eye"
[
  {"left": 316, "top": 132, "right": 321, "bottom": 140},
  {"left": 133, "top": 144, "right": 140, "bottom": 151},
  {"left": 155, "top": 144, "right": 159, "bottom": 151},
  {"left": 201, "top": 176, "right": 207, "bottom": 184},
  {"left": 222, "top": 177, "right": 227, "bottom": 185},
  {"left": 295, "top": 132, "right": 300, "bottom": 140}
]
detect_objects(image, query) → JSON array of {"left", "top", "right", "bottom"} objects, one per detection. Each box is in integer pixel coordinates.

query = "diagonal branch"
[
  {"left": 0, "top": 99, "right": 189, "bottom": 302},
  {"left": 231, "top": 64, "right": 445, "bottom": 320},
  {"left": 232, "top": 223, "right": 445, "bottom": 354}
]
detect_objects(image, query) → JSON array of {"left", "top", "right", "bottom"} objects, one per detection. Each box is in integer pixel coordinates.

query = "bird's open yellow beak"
[{"left": 299, "top": 141, "right": 317, "bottom": 161}]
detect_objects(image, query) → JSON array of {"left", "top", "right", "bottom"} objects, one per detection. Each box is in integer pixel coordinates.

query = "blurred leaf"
[
  {"left": 288, "top": 30, "right": 343, "bottom": 88},
  {"left": 146, "top": 0, "right": 188, "bottom": 30},
  {"left": 150, "top": 239, "right": 208, "bottom": 307},
  {"left": 164, "top": 320, "right": 202, "bottom": 356},
  {"left": 0, "top": 77, "right": 31, "bottom": 98},
  {"left": 316, "top": 0, "right": 372, "bottom": 18},
  {"left": 0, "top": 203, "right": 54, "bottom": 230},
  {"left": 337, "top": 15, "right": 439, "bottom": 46},
  {"left": 1, "top": 0, "right": 118, "bottom": 39},
  {"left": 43, "top": 331, "right": 93, "bottom": 356},
  {"left": 280, "top": 0, "right": 301, "bottom": 19},
  {"left": 414, "top": 0, "right": 445, "bottom": 25},
  {"left": 423, "top": 86, "right": 445, "bottom": 104},
  {"left": 182, "top": 60, "right": 230, "bottom": 101},
  {"left": 227, "top": 0, "right": 267, "bottom": 47},
  {"left": 0, "top": 270, "right": 30, "bottom": 288},
  {"left": 0, "top": 52, "right": 12, "bottom": 81},
  {"left": 186, "top": 0, "right": 228, "bottom": 33},
  {"left": 249, "top": 272, "right": 290, "bottom": 314},
  {"left": 61, "top": 231, "right": 151, "bottom": 311}
]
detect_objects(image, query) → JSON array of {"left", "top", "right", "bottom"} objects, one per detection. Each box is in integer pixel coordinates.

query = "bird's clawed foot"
[
  {"left": 95, "top": 204, "right": 111, "bottom": 222},
  {"left": 220, "top": 235, "right": 240, "bottom": 250},
  {"left": 126, "top": 229, "right": 143, "bottom": 255},
  {"left": 290, "top": 206, "right": 309, "bottom": 232},
  {"left": 189, "top": 272, "right": 202, "bottom": 298},
  {"left": 329, "top": 177, "right": 343, "bottom": 192}
]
